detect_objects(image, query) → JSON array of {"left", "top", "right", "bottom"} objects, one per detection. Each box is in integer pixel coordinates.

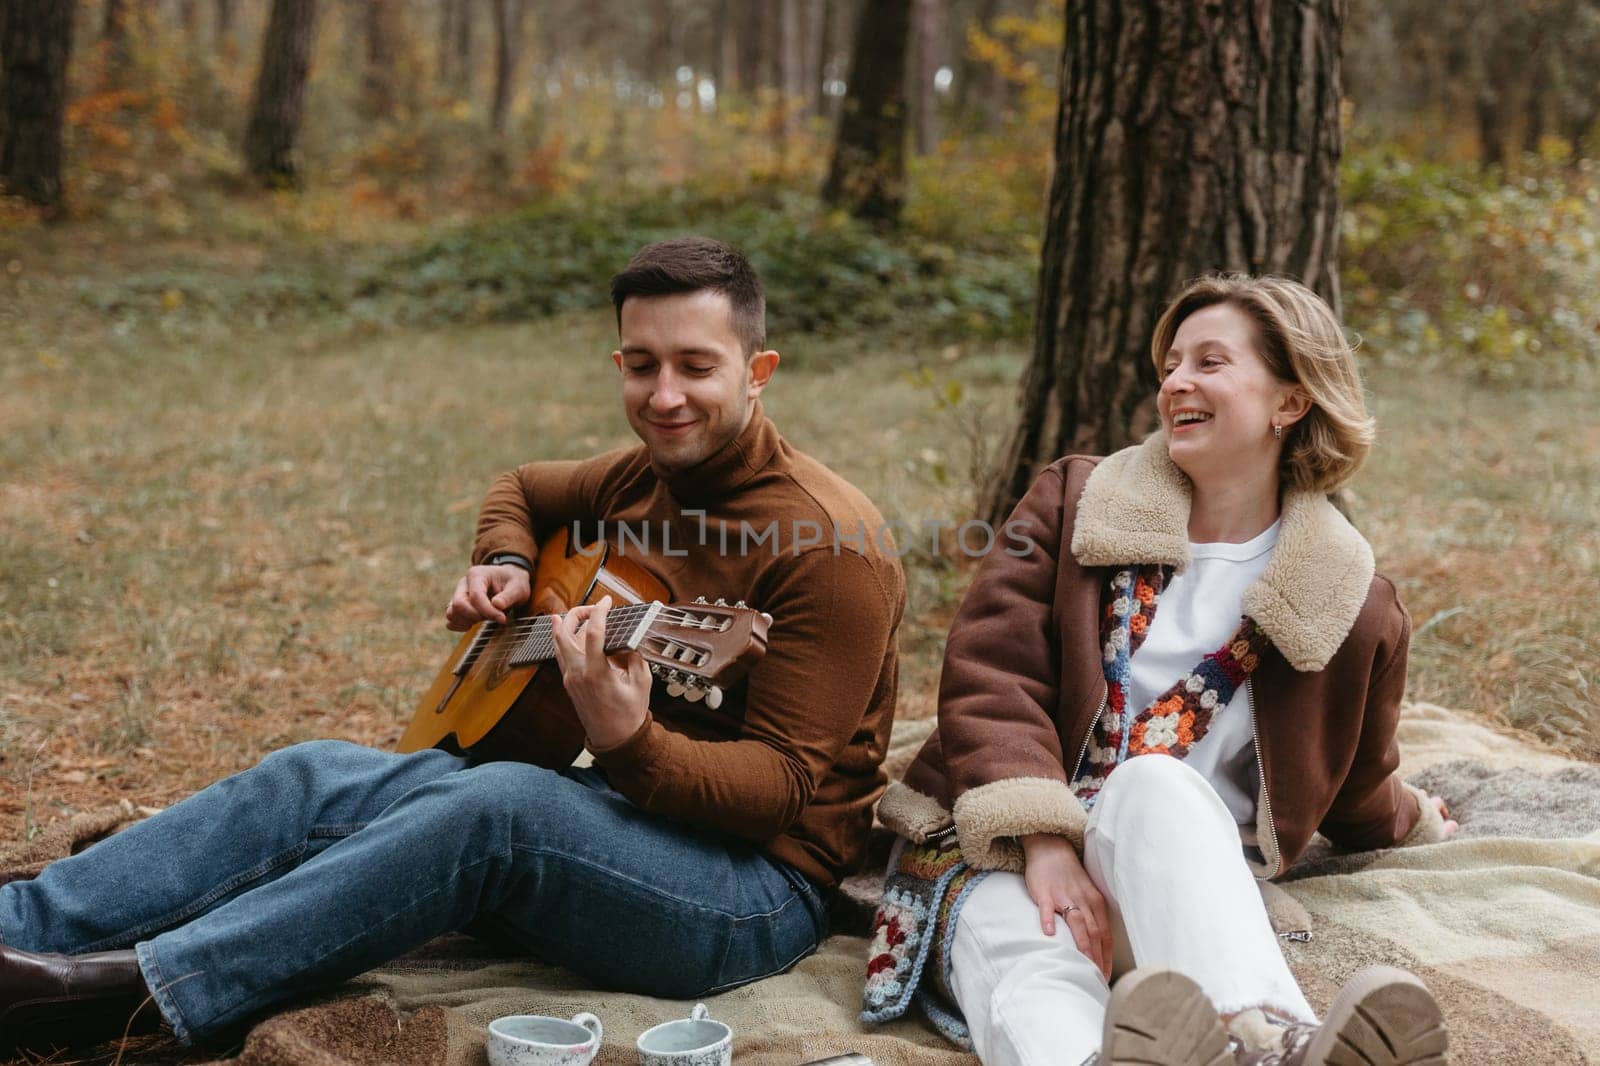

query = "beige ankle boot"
[
  {"left": 1228, "top": 966, "right": 1448, "bottom": 1066},
  {"left": 1100, "top": 968, "right": 1233, "bottom": 1066}
]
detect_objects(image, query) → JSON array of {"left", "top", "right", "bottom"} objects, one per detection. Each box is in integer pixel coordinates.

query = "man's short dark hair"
[{"left": 610, "top": 237, "right": 767, "bottom": 356}]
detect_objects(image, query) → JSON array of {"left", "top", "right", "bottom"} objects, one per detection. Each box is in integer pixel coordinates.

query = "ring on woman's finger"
[{"left": 1061, "top": 904, "right": 1080, "bottom": 915}]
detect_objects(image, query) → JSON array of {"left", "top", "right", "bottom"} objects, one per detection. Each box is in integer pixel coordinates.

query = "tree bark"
[
  {"left": 360, "top": 0, "right": 397, "bottom": 119},
  {"left": 907, "top": 0, "right": 942, "bottom": 154},
  {"left": 213, "top": 0, "right": 235, "bottom": 51},
  {"left": 821, "top": 0, "right": 912, "bottom": 222},
  {"left": 490, "top": 0, "right": 525, "bottom": 135},
  {"left": 101, "top": 0, "right": 132, "bottom": 82},
  {"left": 802, "top": 0, "right": 827, "bottom": 115},
  {"left": 453, "top": 0, "right": 474, "bottom": 98},
  {"left": 1475, "top": 90, "right": 1506, "bottom": 169},
  {"left": 243, "top": 0, "right": 319, "bottom": 186},
  {"left": 0, "top": 0, "right": 77, "bottom": 208},
  {"left": 779, "top": 0, "right": 806, "bottom": 131},
  {"left": 735, "top": 0, "right": 765, "bottom": 93},
  {"left": 984, "top": 0, "right": 1345, "bottom": 525}
]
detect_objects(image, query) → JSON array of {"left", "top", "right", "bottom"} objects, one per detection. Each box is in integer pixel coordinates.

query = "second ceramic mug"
[
  {"left": 635, "top": 1003, "right": 732, "bottom": 1066},
  {"left": 487, "top": 1011, "right": 604, "bottom": 1066}
]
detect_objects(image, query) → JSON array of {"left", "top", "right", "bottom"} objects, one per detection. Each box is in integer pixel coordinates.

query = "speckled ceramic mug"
[
  {"left": 635, "top": 1003, "right": 732, "bottom": 1066},
  {"left": 487, "top": 1012, "right": 603, "bottom": 1066}
]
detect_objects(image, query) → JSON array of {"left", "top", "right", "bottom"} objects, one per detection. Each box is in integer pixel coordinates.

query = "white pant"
[{"left": 949, "top": 754, "right": 1316, "bottom": 1066}]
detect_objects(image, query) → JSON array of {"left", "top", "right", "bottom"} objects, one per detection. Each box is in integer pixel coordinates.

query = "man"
[{"left": 0, "top": 237, "right": 905, "bottom": 1052}]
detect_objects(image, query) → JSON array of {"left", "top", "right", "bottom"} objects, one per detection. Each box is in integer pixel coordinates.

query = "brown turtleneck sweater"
[{"left": 471, "top": 403, "right": 905, "bottom": 890}]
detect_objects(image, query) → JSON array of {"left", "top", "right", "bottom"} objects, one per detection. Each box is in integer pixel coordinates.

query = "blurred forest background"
[{"left": 2, "top": 0, "right": 1597, "bottom": 847}]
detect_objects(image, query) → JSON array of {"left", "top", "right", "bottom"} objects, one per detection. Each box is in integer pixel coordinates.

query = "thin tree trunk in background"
[
  {"left": 818, "top": 0, "right": 844, "bottom": 120},
  {"left": 213, "top": 0, "right": 235, "bottom": 55},
  {"left": 101, "top": 0, "right": 131, "bottom": 81},
  {"left": 0, "top": 0, "right": 77, "bottom": 209},
  {"left": 821, "top": 0, "right": 912, "bottom": 222},
  {"left": 360, "top": 0, "right": 398, "bottom": 118},
  {"left": 453, "top": 0, "right": 474, "bottom": 98},
  {"left": 735, "top": 0, "right": 762, "bottom": 92},
  {"left": 243, "top": 0, "right": 319, "bottom": 186},
  {"left": 801, "top": 0, "right": 826, "bottom": 116},
  {"left": 716, "top": 0, "right": 737, "bottom": 94},
  {"left": 490, "top": 0, "right": 525, "bottom": 135},
  {"left": 908, "top": 0, "right": 941, "bottom": 154},
  {"left": 437, "top": 0, "right": 455, "bottom": 91},
  {"left": 780, "top": 0, "right": 803, "bottom": 130},
  {"left": 1476, "top": 92, "right": 1506, "bottom": 169},
  {"left": 984, "top": 0, "right": 1345, "bottom": 524},
  {"left": 955, "top": 0, "right": 998, "bottom": 123}
]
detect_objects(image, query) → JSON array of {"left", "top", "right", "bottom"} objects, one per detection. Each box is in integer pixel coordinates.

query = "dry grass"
[{"left": 0, "top": 279, "right": 1018, "bottom": 839}]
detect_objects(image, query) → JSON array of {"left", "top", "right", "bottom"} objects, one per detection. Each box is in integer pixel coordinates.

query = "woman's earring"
[{"left": 1273, "top": 423, "right": 1283, "bottom": 440}]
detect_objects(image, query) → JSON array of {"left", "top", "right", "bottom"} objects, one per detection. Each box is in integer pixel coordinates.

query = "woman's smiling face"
[{"left": 1157, "top": 302, "right": 1301, "bottom": 486}]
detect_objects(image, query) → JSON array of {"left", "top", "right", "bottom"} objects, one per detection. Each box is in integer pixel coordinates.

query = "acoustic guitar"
[{"left": 397, "top": 527, "right": 770, "bottom": 764}]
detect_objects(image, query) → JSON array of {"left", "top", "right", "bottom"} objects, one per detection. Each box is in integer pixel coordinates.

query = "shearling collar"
[{"left": 1069, "top": 432, "right": 1375, "bottom": 672}]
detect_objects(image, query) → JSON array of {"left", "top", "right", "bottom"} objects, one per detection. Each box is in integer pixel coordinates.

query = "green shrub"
[
  {"left": 356, "top": 185, "right": 1037, "bottom": 342},
  {"left": 1342, "top": 145, "right": 1600, "bottom": 379}
]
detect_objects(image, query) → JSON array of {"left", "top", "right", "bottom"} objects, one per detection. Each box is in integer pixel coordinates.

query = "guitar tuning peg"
[
  {"left": 682, "top": 685, "right": 705, "bottom": 703},
  {"left": 734, "top": 600, "right": 747, "bottom": 609},
  {"left": 715, "top": 597, "right": 728, "bottom": 606},
  {"left": 666, "top": 681, "right": 686, "bottom": 698},
  {"left": 694, "top": 596, "right": 708, "bottom": 604},
  {"left": 706, "top": 686, "right": 723, "bottom": 710}
]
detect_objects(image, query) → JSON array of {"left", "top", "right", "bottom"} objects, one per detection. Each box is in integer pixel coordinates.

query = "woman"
[{"left": 863, "top": 275, "right": 1455, "bottom": 1066}]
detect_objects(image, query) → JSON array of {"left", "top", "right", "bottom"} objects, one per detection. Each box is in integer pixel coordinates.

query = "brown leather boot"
[{"left": 0, "top": 943, "right": 162, "bottom": 1053}]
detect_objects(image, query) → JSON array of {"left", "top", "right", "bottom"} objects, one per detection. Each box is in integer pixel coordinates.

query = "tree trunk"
[
  {"left": 955, "top": 0, "right": 999, "bottom": 123},
  {"left": 802, "top": 0, "right": 827, "bottom": 116},
  {"left": 213, "top": 0, "right": 235, "bottom": 52},
  {"left": 453, "top": 0, "right": 474, "bottom": 98},
  {"left": 780, "top": 0, "right": 803, "bottom": 130},
  {"left": 360, "top": 0, "right": 397, "bottom": 119},
  {"left": 490, "top": 0, "right": 525, "bottom": 136},
  {"left": 821, "top": 0, "right": 912, "bottom": 222},
  {"left": 1, "top": 0, "right": 77, "bottom": 209},
  {"left": 907, "top": 0, "right": 941, "bottom": 154},
  {"left": 436, "top": 0, "right": 454, "bottom": 88},
  {"left": 984, "top": 0, "right": 1345, "bottom": 525},
  {"left": 243, "top": 0, "right": 319, "bottom": 186},
  {"left": 735, "top": 0, "right": 763, "bottom": 92},
  {"left": 101, "top": 0, "right": 132, "bottom": 82},
  {"left": 716, "top": 0, "right": 737, "bottom": 94},
  {"left": 1475, "top": 91, "right": 1506, "bottom": 169}
]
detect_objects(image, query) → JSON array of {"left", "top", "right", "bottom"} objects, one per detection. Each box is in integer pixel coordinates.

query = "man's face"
[{"left": 613, "top": 290, "right": 778, "bottom": 473}]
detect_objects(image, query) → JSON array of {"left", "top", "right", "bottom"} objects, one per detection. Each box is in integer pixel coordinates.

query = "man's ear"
[
  {"left": 746, "top": 350, "right": 779, "bottom": 397},
  {"left": 1277, "top": 384, "right": 1312, "bottom": 428}
]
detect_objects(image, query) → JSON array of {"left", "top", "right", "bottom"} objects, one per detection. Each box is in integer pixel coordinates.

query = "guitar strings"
[{"left": 471, "top": 602, "right": 731, "bottom": 674}]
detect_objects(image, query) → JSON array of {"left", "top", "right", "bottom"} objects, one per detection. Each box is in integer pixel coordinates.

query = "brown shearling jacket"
[{"left": 878, "top": 434, "right": 1448, "bottom": 880}]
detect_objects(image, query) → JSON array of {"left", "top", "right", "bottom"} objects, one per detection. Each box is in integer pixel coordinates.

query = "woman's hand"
[
  {"left": 1425, "top": 792, "right": 1459, "bottom": 839},
  {"left": 1020, "top": 832, "right": 1113, "bottom": 979}
]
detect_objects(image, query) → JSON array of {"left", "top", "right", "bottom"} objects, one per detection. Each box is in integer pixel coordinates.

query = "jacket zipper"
[
  {"left": 1247, "top": 682, "right": 1282, "bottom": 878},
  {"left": 1073, "top": 685, "right": 1110, "bottom": 780}
]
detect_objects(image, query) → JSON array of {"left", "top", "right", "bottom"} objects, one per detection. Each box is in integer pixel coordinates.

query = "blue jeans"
[{"left": 0, "top": 741, "right": 827, "bottom": 1045}]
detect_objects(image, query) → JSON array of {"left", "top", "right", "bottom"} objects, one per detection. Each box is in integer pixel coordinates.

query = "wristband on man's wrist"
[{"left": 486, "top": 552, "right": 533, "bottom": 573}]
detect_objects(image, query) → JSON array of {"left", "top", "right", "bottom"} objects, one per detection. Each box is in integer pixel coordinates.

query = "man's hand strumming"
[{"left": 445, "top": 563, "right": 532, "bottom": 630}]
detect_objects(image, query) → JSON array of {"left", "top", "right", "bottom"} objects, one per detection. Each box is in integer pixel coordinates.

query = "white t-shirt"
[{"left": 1125, "top": 520, "right": 1279, "bottom": 824}]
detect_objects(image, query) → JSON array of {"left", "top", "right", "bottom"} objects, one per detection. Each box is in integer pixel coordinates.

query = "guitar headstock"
[{"left": 634, "top": 598, "right": 771, "bottom": 709}]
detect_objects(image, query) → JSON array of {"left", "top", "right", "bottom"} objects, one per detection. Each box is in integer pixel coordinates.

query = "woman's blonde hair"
[{"left": 1149, "top": 274, "right": 1375, "bottom": 494}]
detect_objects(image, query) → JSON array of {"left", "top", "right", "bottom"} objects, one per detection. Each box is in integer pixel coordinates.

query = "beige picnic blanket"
[{"left": 4, "top": 702, "right": 1597, "bottom": 1065}]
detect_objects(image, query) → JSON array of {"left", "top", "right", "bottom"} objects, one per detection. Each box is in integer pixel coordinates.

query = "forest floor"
[{"left": 2, "top": 207, "right": 1596, "bottom": 848}]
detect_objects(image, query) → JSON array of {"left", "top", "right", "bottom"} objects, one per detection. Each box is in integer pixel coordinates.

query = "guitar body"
[{"left": 398, "top": 527, "right": 669, "bottom": 765}]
